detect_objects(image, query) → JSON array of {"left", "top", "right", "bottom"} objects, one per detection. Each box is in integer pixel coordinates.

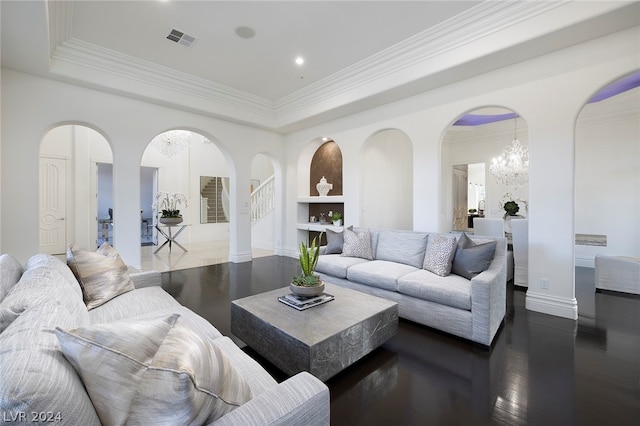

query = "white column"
[
  {"left": 112, "top": 137, "right": 142, "bottom": 269},
  {"left": 525, "top": 113, "right": 578, "bottom": 320},
  {"left": 229, "top": 158, "right": 252, "bottom": 263}
]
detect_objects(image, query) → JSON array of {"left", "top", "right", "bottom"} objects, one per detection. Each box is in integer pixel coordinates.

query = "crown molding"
[{"left": 46, "top": 0, "right": 632, "bottom": 132}]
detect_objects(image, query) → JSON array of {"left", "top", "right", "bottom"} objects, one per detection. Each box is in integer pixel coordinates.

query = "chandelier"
[
  {"left": 150, "top": 130, "right": 190, "bottom": 157},
  {"left": 490, "top": 118, "right": 529, "bottom": 189}
]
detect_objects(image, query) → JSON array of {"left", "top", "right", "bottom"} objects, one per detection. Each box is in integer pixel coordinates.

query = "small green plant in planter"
[
  {"left": 291, "top": 233, "right": 324, "bottom": 295},
  {"left": 331, "top": 212, "right": 343, "bottom": 226},
  {"left": 468, "top": 208, "right": 477, "bottom": 214},
  {"left": 503, "top": 201, "right": 520, "bottom": 217}
]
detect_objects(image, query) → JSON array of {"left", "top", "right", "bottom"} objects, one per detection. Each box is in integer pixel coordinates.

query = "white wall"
[
  {"left": 283, "top": 27, "right": 639, "bottom": 321},
  {"left": 1, "top": 69, "right": 285, "bottom": 268}
]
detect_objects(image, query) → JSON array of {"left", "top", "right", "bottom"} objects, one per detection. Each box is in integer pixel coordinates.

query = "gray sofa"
[
  {"left": 315, "top": 228, "right": 507, "bottom": 347},
  {"left": 0, "top": 253, "right": 329, "bottom": 425}
]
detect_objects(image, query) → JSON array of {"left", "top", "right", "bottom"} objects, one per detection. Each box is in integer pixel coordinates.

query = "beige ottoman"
[{"left": 595, "top": 254, "right": 640, "bottom": 295}]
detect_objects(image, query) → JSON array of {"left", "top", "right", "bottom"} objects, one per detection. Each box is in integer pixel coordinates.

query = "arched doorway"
[
  {"left": 575, "top": 71, "right": 640, "bottom": 268},
  {"left": 39, "top": 124, "right": 112, "bottom": 254},
  {"left": 141, "top": 130, "right": 231, "bottom": 264},
  {"left": 442, "top": 107, "right": 529, "bottom": 233}
]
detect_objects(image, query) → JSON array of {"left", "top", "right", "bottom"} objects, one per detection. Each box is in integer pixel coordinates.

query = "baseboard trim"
[
  {"left": 525, "top": 291, "right": 578, "bottom": 320},
  {"left": 575, "top": 255, "right": 595, "bottom": 268},
  {"left": 229, "top": 251, "right": 253, "bottom": 263}
]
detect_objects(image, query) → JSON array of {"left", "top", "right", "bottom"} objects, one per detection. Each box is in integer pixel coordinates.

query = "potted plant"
[
  {"left": 332, "top": 212, "right": 343, "bottom": 226},
  {"left": 154, "top": 192, "right": 188, "bottom": 224},
  {"left": 291, "top": 232, "right": 324, "bottom": 296},
  {"left": 500, "top": 193, "right": 528, "bottom": 232}
]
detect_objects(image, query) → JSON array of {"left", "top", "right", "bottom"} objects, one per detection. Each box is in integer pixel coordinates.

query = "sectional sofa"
[
  {"left": 0, "top": 247, "right": 329, "bottom": 425},
  {"left": 315, "top": 227, "right": 507, "bottom": 347}
]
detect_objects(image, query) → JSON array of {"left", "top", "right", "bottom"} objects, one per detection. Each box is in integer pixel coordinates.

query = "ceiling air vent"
[{"left": 166, "top": 29, "right": 197, "bottom": 47}]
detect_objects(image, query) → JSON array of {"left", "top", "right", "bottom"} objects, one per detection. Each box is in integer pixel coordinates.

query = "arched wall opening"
[
  {"left": 39, "top": 124, "right": 113, "bottom": 254},
  {"left": 360, "top": 129, "right": 413, "bottom": 229},
  {"left": 141, "top": 130, "right": 232, "bottom": 254},
  {"left": 441, "top": 107, "right": 529, "bottom": 233},
  {"left": 574, "top": 71, "right": 640, "bottom": 269}
]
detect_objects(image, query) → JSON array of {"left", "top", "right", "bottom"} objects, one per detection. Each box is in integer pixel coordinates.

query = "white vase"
[
  {"left": 333, "top": 220, "right": 342, "bottom": 227},
  {"left": 316, "top": 176, "right": 333, "bottom": 197}
]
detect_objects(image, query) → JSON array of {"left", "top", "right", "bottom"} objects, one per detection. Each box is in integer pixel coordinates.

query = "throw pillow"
[
  {"left": 341, "top": 228, "right": 373, "bottom": 260},
  {"left": 66, "top": 242, "right": 135, "bottom": 310},
  {"left": 423, "top": 235, "right": 458, "bottom": 277},
  {"left": 451, "top": 233, "right": 497, "bottom": 279},
  {"left": 325, "top": 226, "right": 352, "bottom": 254},
  {"left": 55, "top": 314, "right": 253, "bottom": 425}
]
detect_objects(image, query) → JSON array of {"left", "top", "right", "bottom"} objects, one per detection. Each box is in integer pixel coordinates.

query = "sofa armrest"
[
  {"left": 470, "top": 237, "right": 507, "bottom": 346},
  {"left": 129, "top": 270, "right": 162, "bottom": 288},
  {"left": 210, "top": 372, "right": 330, "bottom": 426}
]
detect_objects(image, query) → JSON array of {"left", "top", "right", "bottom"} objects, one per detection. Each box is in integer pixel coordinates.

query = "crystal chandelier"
[
  {"left": 150, "top": 130, "right": 190, "bottom": 157},
  {"left": 490, "top": 118, "right": 529, "bottom": 189}
]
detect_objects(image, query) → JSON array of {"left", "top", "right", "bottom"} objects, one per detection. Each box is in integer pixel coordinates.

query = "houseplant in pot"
[
  {"left": 154, "top": 192, "right": 188, "bottom": 225},
  {"left": 501, "top": 193, "right": 527, "bottom": 232},
  {"left": 291, "top": 232, "right": 324, "bottom": 296},
  {"left": 332, "top": 212, "right": 343, "bottom": 227}
]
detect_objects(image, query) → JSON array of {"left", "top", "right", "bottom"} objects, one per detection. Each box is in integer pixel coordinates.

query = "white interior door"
[{"left": 40, "top": 157, "right": 67, "bottom": 254}]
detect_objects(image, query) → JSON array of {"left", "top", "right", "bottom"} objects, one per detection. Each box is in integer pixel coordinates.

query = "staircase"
[
  {"left": 201, "top": 177, "right": 229, "bottom": 223},
  {"left": 251, "top": 175, "right": 275, "bottom": 224}
]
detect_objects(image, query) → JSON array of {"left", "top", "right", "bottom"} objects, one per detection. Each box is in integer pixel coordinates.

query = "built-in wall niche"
[
  {"left": 297, "top": 139, "right": 344, "bottom": 244},
  {"left": 310, "top": 140, "right": 343, "bottom": 196}
]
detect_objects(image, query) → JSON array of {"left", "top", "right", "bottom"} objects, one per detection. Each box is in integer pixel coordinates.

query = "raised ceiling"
[{"left": 2, "top": 1, "right": 639, "bottom": 132}]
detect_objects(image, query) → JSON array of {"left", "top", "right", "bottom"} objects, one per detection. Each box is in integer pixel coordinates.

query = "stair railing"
[{"left": 251, "top": 175, "right": 275, "bottom": 223}]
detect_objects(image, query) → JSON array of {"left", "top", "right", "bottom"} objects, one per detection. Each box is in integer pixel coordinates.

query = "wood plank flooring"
[{"left": 161, "top": 257, "right": 640, "bottom": 426}]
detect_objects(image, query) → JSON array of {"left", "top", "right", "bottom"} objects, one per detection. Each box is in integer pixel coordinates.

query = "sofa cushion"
[
  {"left": 55, "top": 314, "right": 253, "bottom": 425},
  {"left": 375, "top": 230, "right": 428, "bottom": 268},
  {"left": 88, "top": 286, "right": 182, "bottom": 324},
  {"left": 67, "top": 242, "right": 135, "bottom": 310},
  {"left": 316, "top": 254, "right": 369, "bottom": 279},
  {"left": 0, "top": 254, "right": 23, "bottom": 302},
  {"left": 342, "top": 228, "right": 374, "bottom": 260},
  {"left": 423, "top": 234, "right": 457, "bottom": 277},
  {"left": 398, "top": 270, "right": 472, "bottom": 310},
  {"left": 451, "top": 233, "right": 497, "bottom": 279},
  {"left": 346, "top": 260, "right": 418, "bottom": 291},
  {"left": 0, "top": 301, "right": 100, "bottom": 425},
  {"left": 0, "top": 259, "right": 89, "bottom": 333}
]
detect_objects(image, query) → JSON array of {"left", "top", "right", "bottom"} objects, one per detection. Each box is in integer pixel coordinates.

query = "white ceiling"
[{"left": 2, "top": 1, "right": 639, "bottom": 132}]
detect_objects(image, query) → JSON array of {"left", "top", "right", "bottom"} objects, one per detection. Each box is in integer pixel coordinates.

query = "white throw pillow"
[
  {"left": 341, "top": 228, "right": 373, "bottom": 260},
  {"left": 55, "top": 314, "right": 253, "bottom": 425},
  {"left": 67, "top": 242, "right": 135, "bottom": 310},
  {"left": 423, "top": 235, "right": 458, "bottom": 277}
]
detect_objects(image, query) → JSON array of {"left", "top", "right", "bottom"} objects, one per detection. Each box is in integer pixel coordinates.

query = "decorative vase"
[
  {"left": 159, "top": 216, "right": 183, "bottom": 225},
  {"left": 333, "top": 220, "right": 342, "bottom": 227},
  {"left": 290, "top": 282, "right": 325, "bottom": 296},
  {"left": 316, "top": 176, "right": 333, "bottom": 197}
]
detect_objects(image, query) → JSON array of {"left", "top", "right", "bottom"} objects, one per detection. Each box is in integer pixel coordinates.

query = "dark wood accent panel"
[
  {"left": 310, "top": 141, "right": 343, "bottom": 196},
  {"left": 308, "top": 203, "right": 344, "bottom": 224}
]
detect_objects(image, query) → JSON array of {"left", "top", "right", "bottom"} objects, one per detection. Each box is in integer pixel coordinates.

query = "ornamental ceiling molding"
[{"left": 47, "top": 0, "right": 565, "bottom": 129}]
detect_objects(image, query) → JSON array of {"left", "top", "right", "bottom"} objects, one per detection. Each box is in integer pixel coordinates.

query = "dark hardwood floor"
[{"left": 161, "top": 257, "right": 640, "bottom": 426}]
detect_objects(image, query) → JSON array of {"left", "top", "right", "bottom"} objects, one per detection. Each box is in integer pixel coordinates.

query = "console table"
[{"left": 154, "top": 224, "right": 189, "bottom": 254}]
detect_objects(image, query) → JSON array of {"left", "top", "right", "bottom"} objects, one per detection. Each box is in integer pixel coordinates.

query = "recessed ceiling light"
[
  {"left": 235, "top": 26, "right": 256, "bottom": 39},
  {"left": 295, "top": 56, "right": 304, "bottom": 66}
]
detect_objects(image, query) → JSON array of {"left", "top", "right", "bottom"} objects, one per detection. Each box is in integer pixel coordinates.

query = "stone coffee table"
[{"left": 231, "top": 282, "right": 398, "bottom": 381}]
